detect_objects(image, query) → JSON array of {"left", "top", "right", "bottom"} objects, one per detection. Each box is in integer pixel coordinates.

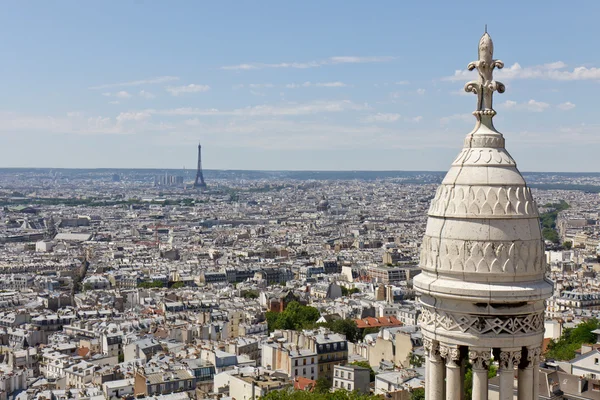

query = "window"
[
  {"left": 303, "top": 359, "right": 306, "bottom": 365},
  {"left": 348, "top": 373, "right": 352, "bottom": 379},
  {"left": 320, "top": 366, "right": 323, "bottom": 372},
  {"left": 594, "top": 383, "right": 600, "bottom": 391},
  {"left": 311, "top": 357, "right": 314, "bottom": 363},
  {"left": 311, "top": 367, "right": 314, "bottom": 373},
  {"left": 347, "top": 383, "right": 351, "bottom": 390},
  {"left": 295, "top": 360, "right": 298, "bottom": 366},
  {"left": 335, "top": 371, "right": 339, "bottom": 377},
  {"left": 334, "top": 380, "right": 338, "bottom": 388},
  {"left": 303, "top": 368, "right": 306, "bottom": 375},
  {"left": 596, "top": 358, "right": 599, "bottom": 365},
  {"left": 341, "top": 371, "right": 344, "bottom": 378}
]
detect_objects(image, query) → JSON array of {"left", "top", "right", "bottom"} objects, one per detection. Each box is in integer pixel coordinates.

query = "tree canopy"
[
  {"left": 546, "top": 318, "right": 600, "bottom": 360},
  {"left": 266, "top": 301, "right": 321, "bottom": 332},
  {"left": 260, "top": 388, "right": 381, "bottom": 400}
]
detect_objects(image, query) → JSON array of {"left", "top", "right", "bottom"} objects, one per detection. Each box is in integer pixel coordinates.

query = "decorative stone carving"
[
  {"left": 430, "top": 340, "right": 442, "bottom": 363},
  {"left": 499, "top": 349, "right": 522, "bottom": 370},
  {"left": 420, "top": 308, "right": 544, "bottom": 336},
  {"left": 453, "top": 147, "right": 514, "bottom": 165},
  {"left": 420, "top": 236, "right": 545, "bottom": 274},
  {"left": 468, "top": 349, "right": 491, "bottom": 370},
  {"left": 423, "top": 338, "right": 433, "bottom": 356},
  {"left": 464, "top": 31, "right": 505, "bottom": 117},
  {"left": 428, "top": 184, "right": 538, "bottom": 218},
  {"left": 525, "top": 346, "right": 541, "bottom": 367},
  {"left": 440, "top": 344, "right": 461, "bottom": 367}
]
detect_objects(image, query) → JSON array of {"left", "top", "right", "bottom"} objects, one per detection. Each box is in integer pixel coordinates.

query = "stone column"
[
  {"left": 517, "top": 347, "right": 535, "bottom": 400},
  {"left": 498, "top": 348, "right": 521, "bottom": 400},
  {"left": 441, "top": 344, "right": 462, "bottom": 400},
  {"left": 424, "top": 338, "right": 432, "bottom": 400},
  {"left": 429, "top": 341, "right": 445, "bottom": 400},
  {"left": 469, "top": 348, "right": 490, "bottom": 400},
  {"left": 531, "top": 346, "right": 541, "bottom": 400}
]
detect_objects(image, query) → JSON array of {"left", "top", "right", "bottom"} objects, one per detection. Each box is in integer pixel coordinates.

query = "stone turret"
[{"left": 414, "top": 31, "right": 553, "bottom": 400}]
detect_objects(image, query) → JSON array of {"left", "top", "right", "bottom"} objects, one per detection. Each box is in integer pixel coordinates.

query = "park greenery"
[
  {"left": 265, "top": 302, "right": 360, "bottom": 342},
  {"left": 540, "top": 200, "right": 570, "bottom": 243},
  {"left": 241, "top": 289, "right": 260, "bottom": 299},
  {"left": 137, "top": 280, "right": 165, "bottom": 289},
  {"left": 546, "top": 318, "right": 600, "bottom": 360},
  {"left": 341, "top": 287, "right": 361, "bottom": 296},
  {"left": 260, "top": 388, "right": 382, "bottom": 400}
]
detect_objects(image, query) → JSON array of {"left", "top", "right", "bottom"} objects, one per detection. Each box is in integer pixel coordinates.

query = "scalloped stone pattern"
[
  {"left": 428, "top": 185, "right": 538, "bottom": 218},
  {"left": 419, "top": 307, "right": 544, "bottom": 335},
  {"left": 420, "top": 236, "right": 545, "bottom": 274},
  {"left": 452, "top": 147, "right": 516, "bottom": 166}
]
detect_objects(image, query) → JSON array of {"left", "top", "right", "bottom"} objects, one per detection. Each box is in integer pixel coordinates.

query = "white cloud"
[
  {"left": 363, "top": 113, "right": 401, "bottom": 123},
  {"left": 499, "top": 99, "right": 550, "bottom": 112},
  {"left": 440, "top": 113, "right": 473, "bottom": 125},
  {"left": 102, "top": 91, "right": 132, "bottom": 99},
  {"left": 89, "top": 76, "right": 179, "bottom": 90},
  {"left": 412, "top": 116, "right": 423, "bottom": 123},
  {"left": 557, "top": 102, "right": 576, "bottom": 111},
  {"left": 446, "top": 61, "right": 600, "bottom": 82},
  {"left": 248, "top": 83, "right": 274, "bottom": 89},
  {"left": 166, "top": 84, "right": 210, "bottom": 96},
  {"left": 416, "top": 88, "right": 426, "bottom": 95},
  {"left": 116, "top": 111, "right": 152, "bottom": 122},
  {"left": 222, "top": 56, "right": 394, "bottom": 70},
  {"left": 395, "top": 81, "right": 409, "bottom": 85},
  {"left": 285, "top": 81, "right": 347, "bottom": 88},
  {"left": 108, "top": 101, "right": 120, "bottom": 105},
  {"left": 145, "top": 100, "right": 367, "bottom": 118},
  {"left": 115, "top": 91, "right": 132, "bottom": 98},
  {"left": 139, "top": 90, "right": 156, "bottom": 99},
  {"left": 0, "top": 112, "right": 127, "bottom": 135}
]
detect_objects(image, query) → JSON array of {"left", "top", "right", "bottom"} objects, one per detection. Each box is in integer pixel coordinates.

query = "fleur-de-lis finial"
[{"left": 464, "top": 30, "right": 505, "bottom": 126}]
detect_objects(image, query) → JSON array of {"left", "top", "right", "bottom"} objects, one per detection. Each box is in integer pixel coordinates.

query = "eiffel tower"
[{"left": 193, "top": 142, "right": 207, "bottom": 189}]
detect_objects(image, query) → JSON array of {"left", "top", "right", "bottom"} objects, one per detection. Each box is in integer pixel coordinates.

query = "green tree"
[
  {"left": 242, "top": 290, "right": 259, "bottom": 299},
  {"left": 170, "top": 281, "right": 185, "bottom": 289},
  {"left": 350, "top": 361, "right": 375, "bottom": 382},
  {"left": 260, "top": 388, "right": 381, "bottom": 400},
  {"left": 265, "top": 301, "right": 321, "bottom": 332},
  {"left": 326, "top": 319, "right": 359, "bottom": 342},
  {"left": 546, "top": 318, "right": 600, "bottom": 360},
  {"left": 314, "top": 377, "right": 332, "bottom": 394},
  {"left": 410, "top": 388, "right": 425, "bottom": 400},
  {"left": 563, "top": 240, "right": 573, "bottom": 250}
]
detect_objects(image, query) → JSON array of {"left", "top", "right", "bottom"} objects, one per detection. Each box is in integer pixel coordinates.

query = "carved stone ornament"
[
  {"left": 527, "top": 346, "right": 542, "bottom": 364},
  {"left": 420, "top": 235, "right": 544, "bottom": 275},
  {"left": 464, "top": 31, "right": 505, "bottom": 120},
  {"left": 430, "top": 341, "right": 443, "bottom": 362},
  {"left": 468, "top": 349, "right": 491, "bottom": 370},
  {"left": 423, "top": 338, "right": 433, "bottom": 355},
  {"left": 440, "top": 344, "right": 461, "bottom": 367},
  {"left": 427, "top": 184, "right": 538, "bottom": 219},
  {"left": 499, "top": 349, "right": 522, "bottom": 369},
  {"left": 420, "top": 308, "right": 544, "bottom": 336}
]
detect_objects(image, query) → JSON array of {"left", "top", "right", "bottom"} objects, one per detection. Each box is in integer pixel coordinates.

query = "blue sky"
[{"left": 1, "top": 1, "right": 600, "bottom": 171}]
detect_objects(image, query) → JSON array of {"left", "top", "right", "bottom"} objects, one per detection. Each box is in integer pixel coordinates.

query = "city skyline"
[{"left": 1, "top": 1, "right": 600, "bottom": 171}]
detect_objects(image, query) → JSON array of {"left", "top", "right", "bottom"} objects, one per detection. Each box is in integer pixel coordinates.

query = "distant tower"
[{"left": 193, "top": 142, "right": 207, "bottom": 189}]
